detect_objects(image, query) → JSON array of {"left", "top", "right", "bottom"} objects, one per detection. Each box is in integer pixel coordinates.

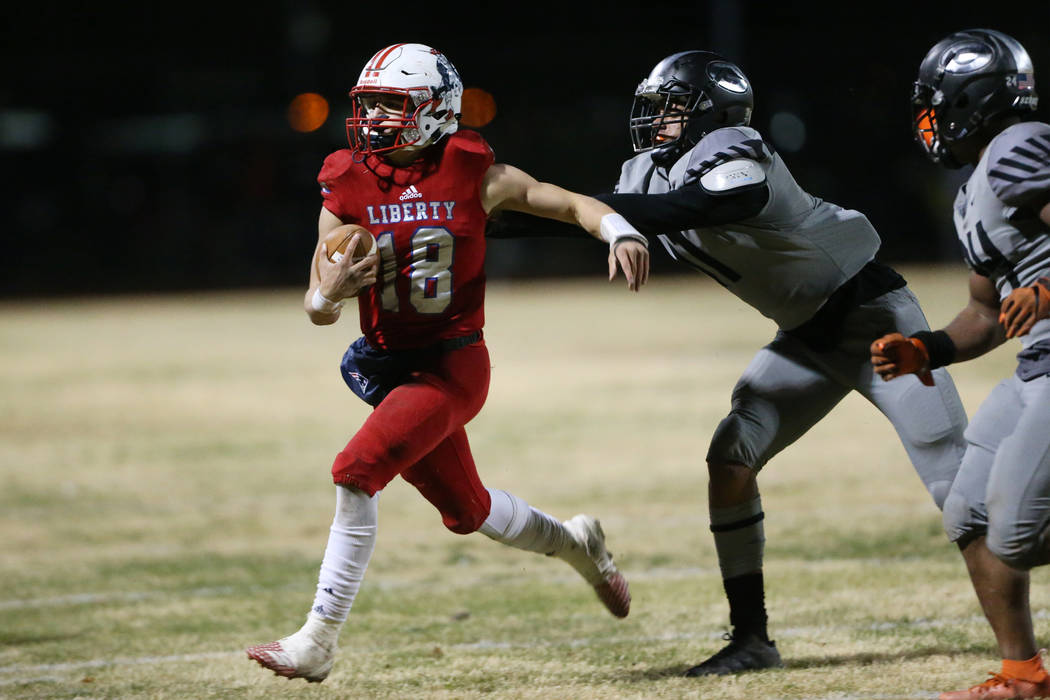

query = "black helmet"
[
  {"left": 630, "top": 50, "right": 753, "bottom": 167},
  {"left": 913, "top": 28, "right": 1038, "bottom": 168}
]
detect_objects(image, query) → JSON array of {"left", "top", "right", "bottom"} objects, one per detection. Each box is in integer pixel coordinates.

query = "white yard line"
[
  {"left": 0, "top": 651, "right": 237, "bottom": 686},
  {"left": 0, "top": 567, "right": 712, "bottom": 611},
  {"left": 9, "top": 562, "right": 997, "bottom": 612},
  {"left": 0, "top": 583, "right": 300, "bottom": 610}
]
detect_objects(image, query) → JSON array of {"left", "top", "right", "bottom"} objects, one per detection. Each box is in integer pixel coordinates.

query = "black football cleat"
[{"left": 685, "top": 632, "right": 783, "bottom": 676}]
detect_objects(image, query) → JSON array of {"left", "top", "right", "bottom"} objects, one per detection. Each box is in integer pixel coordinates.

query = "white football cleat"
[
  {"left": 558, "top": 514, "right": 631, "bottom": 618},
  {"left": 246, "top": 628, "right": 335, "bottom": 683}
]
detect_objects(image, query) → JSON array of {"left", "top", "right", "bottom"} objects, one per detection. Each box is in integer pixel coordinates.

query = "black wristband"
[{"left": 910, "top": 330, "right": 957, "bottom": 369}]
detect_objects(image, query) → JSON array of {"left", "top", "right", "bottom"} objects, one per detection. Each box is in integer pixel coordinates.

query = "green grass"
[{"left": 0, "top": 266, "right": 1043, "bottom": 699}]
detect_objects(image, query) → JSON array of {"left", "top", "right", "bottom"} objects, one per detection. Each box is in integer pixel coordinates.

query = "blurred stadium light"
[{"left": 1, "top": 4, "right": 1047, "bottom": 297}]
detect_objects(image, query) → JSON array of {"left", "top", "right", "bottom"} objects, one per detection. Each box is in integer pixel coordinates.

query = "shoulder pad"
[
  {"left": 699, "top": 159, "right": 766, "bottom": 193},
  {"left": 986, "top": 121, "right": 1050, "bottom": 207},
  {"left": 317, "top": 149, "right": 355, "bottom": 184},
  {"left": 446, "top": 129, "right": 495, "bottom": 160},
  {"left": 685, "top": 126, "right": 774, "bottom": 182}
]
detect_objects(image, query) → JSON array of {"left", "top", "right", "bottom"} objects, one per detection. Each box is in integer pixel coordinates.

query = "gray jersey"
[
  {"left": 615, "top": 126, "right": 881, "bottom": 330},
  {"left": 953, "top": 121, "right": 1050, "bottom": 348}
]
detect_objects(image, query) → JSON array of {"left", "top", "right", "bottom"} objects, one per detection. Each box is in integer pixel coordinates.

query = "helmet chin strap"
[
  {"left": 651, "top": 142, "right": 684, "bottom": 168},
  {"left": 651, "top": 130, "right": 703, "bottom": 168}
]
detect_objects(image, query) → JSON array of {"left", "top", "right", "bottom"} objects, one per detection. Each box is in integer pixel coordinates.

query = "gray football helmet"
[
  {"left": 630, "top": 51, "right": 753, "bottom": 167},
  {"left": 912, "top": 29, "right": 1038, "bottom": 168}
]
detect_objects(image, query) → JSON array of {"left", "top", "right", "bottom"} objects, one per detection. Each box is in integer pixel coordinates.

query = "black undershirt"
[{"left": 485, "top": 182, "right": 770, "bottom": 241}]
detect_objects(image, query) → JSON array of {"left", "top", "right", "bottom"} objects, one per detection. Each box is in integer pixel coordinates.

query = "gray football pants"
[
  {"left": 943, "top": 373, "right": 1050, "bottom": 569},
  {"left": 707, "top": 287, "right": 968, "bottom": 510}
]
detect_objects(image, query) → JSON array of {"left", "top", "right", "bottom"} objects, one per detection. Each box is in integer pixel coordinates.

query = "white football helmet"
[{"left": 347, "top": 43, "right": 463, "bottom": 156}]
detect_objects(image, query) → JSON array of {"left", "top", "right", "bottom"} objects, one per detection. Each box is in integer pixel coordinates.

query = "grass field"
[{"left": 1, "top": 265, "right": 1045, "bottom": 699}]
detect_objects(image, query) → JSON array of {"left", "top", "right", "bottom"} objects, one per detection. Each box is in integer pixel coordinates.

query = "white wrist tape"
[
  {"left": 311, "top": 288, "right": 343, "bottom": 313},
  {"left": 599, "top": 213, "right": 648, "bottom": 249}
]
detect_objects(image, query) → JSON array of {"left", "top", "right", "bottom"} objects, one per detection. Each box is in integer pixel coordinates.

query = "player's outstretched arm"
[
  {"left": 479, "top": 163, "right": 649, "bottom": 291},
  {"left": 303, "top": 207, "right": 378, "bottom": 326},
  {"left": 871, "top": 272, "right": 1005, "bottom": 383}
]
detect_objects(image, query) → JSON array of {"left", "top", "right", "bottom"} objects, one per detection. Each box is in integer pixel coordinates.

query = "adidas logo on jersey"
[{"left": 399, "top": 185, "right": 423, "bottom": 201}]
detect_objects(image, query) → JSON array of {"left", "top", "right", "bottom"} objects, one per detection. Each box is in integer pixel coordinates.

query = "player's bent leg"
[
  {"left": 478, "top": 488, "right": 631, "bottom": 618},
  {"left": 687, "top": 461, "right": 781, "bottom": 676},
  {"left": 865, "top": 365, "right": 967, "bottom": 510},
  {"left": 691, "top": 342, "right": 845, "bottom": 676},
  {"left": 938, "top": 378, "right": 1045, "bottom": 696},
  {"left": 247, "top": 485, "right": 378, "bottom": 682},
  {"left": 941, "top": 442, "right": 1037, "bottom": 660},
  {"left": 400, "top": 428, "right": 491, "bottom": 534},
  {"left": 400, "top": 424, "right": 630, "bottom": 618},
  {"left": 984, "top": 375, "right": 1050, "bottom": 571}
]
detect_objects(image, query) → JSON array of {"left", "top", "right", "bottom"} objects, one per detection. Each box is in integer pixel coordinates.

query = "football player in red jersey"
[{"left": 246, "top": 43, "right": 649, "bottom": 683}]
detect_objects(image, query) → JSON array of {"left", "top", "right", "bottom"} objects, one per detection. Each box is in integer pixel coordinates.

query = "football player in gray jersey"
[
  {"left": 492, "top": 50, "right": 973, "bottom": 677},
  {"left": 873, "top": 29, "right": 1050, "bottom": 700}
]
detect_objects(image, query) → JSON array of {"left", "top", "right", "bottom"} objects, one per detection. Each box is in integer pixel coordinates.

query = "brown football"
[{"left": 323, "top": 224, "right": 377, "bottom": 263}]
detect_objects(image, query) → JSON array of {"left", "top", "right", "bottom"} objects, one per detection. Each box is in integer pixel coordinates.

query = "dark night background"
[{"left": 3, "top": 1, "right": 1048, "bottom": 297}]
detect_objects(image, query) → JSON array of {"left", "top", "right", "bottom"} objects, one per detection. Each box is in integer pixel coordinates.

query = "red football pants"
[{"left": 331, "top": 340, "right": 493, "bottom": 534}]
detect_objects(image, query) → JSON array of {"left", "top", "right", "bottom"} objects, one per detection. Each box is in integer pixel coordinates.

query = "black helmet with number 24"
[
  {"left": 912, "top": 29, "right": 1038, "bottom": 168},
  {"left": 630, "top": 50, "right": 753, "bottom": 167}
]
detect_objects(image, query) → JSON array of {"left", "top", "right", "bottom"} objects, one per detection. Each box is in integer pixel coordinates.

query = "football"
[{"left": 323, "top": 224, "right": 377, "bottom": 263}]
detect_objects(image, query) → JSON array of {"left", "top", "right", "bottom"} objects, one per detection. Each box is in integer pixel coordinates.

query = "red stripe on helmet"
[{"left": 366, "top": 43, "right": 406, "bottom": 72}]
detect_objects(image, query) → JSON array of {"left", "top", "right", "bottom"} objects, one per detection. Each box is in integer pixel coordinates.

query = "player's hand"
[
  {"left": 608, "top": 239, "right": 649, "bottom": 292},
  {"left": 318, "top": 235, "right": 379, "bottom": 300},
  {"left": 999, "top": 277, "right": 1050, "bottom": 339},
  {"left": 870, "top": 332, "right": 935, "bottom": 386}
]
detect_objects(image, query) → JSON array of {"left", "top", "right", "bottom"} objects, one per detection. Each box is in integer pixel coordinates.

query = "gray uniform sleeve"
[{"left": 987, "top": 121, "right": 1050, "bottom": 208}]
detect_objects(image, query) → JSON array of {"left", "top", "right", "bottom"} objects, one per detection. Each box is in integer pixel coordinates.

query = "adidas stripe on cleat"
[{"left": 246, "top": 635, "right": 334, "bottom": 683}]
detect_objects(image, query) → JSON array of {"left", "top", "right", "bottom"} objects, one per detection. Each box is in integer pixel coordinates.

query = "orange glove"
[
  {"left": 1000, "top": 277, "right": 1050, "bottom": 339},
  {"left": 870, "top": 332, "right": 934, "bottom": 386}
]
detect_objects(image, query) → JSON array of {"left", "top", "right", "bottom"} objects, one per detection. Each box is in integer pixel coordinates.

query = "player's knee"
[
  {"left": 928, "top": 479, "right": 953, "bottom": 512},
  {"left": 440, "top": 506, "right": 488, "bottom": 535},
  {"left": 705, "top": 402, "right": 772, "bottom": 474},
  {"left": 942, "top": 489, "right": 983, "bottom": 543},
  {"left": 331, "top": 450, "right": 386, "bottom": 494},
  {"left": 987, "top": 520, "right": 1050, "bottom": 571}
]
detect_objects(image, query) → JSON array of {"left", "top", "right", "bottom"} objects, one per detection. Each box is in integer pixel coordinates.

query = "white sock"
[
  {"left": 478, "top": 488, "right": 571, "bottom": 555},
  {"left": 309, "top": 485, "right": 378, "bottom": 628}
]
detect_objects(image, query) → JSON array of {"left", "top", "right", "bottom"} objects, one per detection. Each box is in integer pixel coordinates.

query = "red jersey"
[{"left": 318, "top": 130, "right": 495, "bottom": 351}]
